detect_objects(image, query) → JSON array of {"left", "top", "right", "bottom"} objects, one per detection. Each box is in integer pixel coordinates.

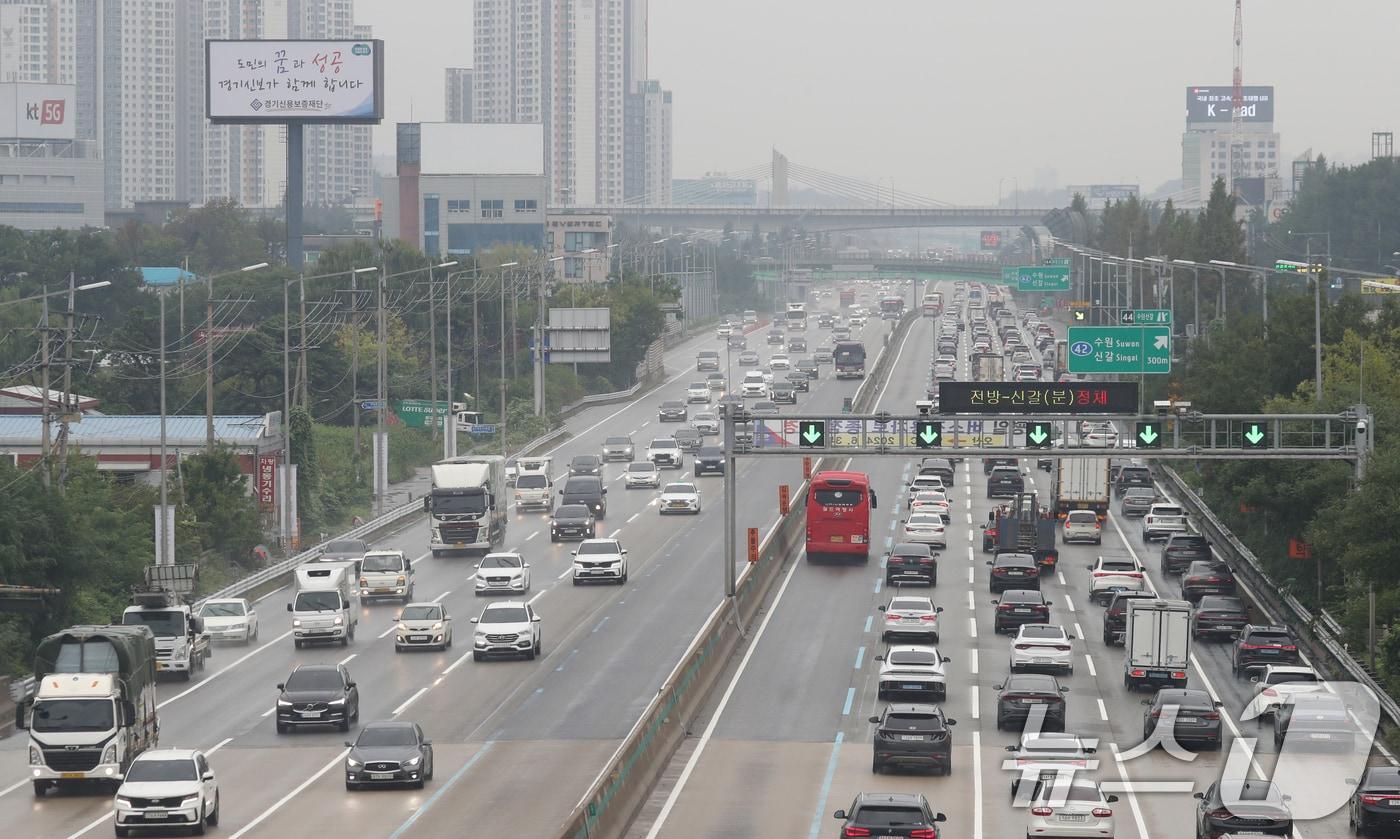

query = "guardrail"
[
  {"left": 555, "top": 309, "right": 918, "bottom": 839},
  {"left": 561, "top": 381, "right": 645, "bottom": 416},
  {"left": 1159, "top": 466, "right": 1400, "bottom": 728}
]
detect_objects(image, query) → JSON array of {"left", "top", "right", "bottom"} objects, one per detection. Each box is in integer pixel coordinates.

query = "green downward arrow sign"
[
  {"left": 802, "top": 423, "right": 822, "bottom": 444},
  {"left": 919, "top": 426, "right": 938, "bottom": 445},
  {"left": 1139, "top": 425, "right": 1158, "bottom": 445},
  {"left": 1245, "top": 424, "right": 1265, "bottom": 445},
  {"left": 1028, "top": 425, "right": 1048, "bottom": 445}
]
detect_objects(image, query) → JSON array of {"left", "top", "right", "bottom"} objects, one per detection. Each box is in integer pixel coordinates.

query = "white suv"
[
  {"left": 571, "top": 538, "right": 628, "bottom": 585},
  {"left": 1087, "top": 556, "right": 1146, "bottom": 604},
  {"left": 114, "top": 749, "right": 219, "bottom": 837},
  {"left": 471, "top": 601, "right": 542, "bottom": 660},
  {"left": 741, "top": 371, "right": 767, "bottom": 398},
  {"left": 1142, "top": 503, "right": 1188, "bottom": 541}
]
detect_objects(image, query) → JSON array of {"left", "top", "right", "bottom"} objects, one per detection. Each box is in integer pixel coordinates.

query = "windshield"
[
  {"left": 32, "top": 698, "right": 114, "bottom": 732},
  {"left": 482, "top": 607, "right": 528, "bottom": 624},
  {"left": 199, "top": 601, "right": 246, "bottom": 618},
  {"left": 555, "top": 505, "right": 591, "bottom": 517},
  {"left": 1020, "top": 625, "right": 1065, "bottom": 639},
  {"left": 432, "top": 492, "right": 487, "bottom": 515},
  {"left": 664, "top": 484, "right": 696, "bottom": 494},
  {"left": 907, "top": 514, "right": 940, "bottom": 526},
  {"left": 285, "top": 669, "right": 344, "bottom": 692},
  {"left": 650, "top": 440, "right": 677, "bottom": 449},
  {"left": 361, "top": 554, "right": 404, "bottom": 572},
  {"left": 121, "top": 610, "right": 185, "bottom": 638},
  {"left": 814, "top": 489, "right": 863, "bottom": 507},
  {"left": 890, "top": 599, "right": 929, "bottom": 611},
  {"left": 605, "top": 437, "right": 631, "bottom": 445},
  {"left": 855, "top": 807, "right": 926, "bottom": 828},
  {"left": 577, "top": 542, "right": 619, "bottom": 556},
  {"left": 516, "top": 475, "right": 547, "bottom": 489},
  {"left": 125, "top": 758, "right": 198, "bottom": 782},
  {"left": 355, "top": 726, "right": 418, "bottom": 748},
  {"left": 1266, "top": 671, "right": 1318, "bottom": 684},
  {"left": 480, "top": 554, "right": 522, "bottom": 569},
  {"left": 834, "top": 346, "right": 865, "bottom": 363},
  {"left": 400, "top": 606, "right": 441, "bottom": 621},
  {"left": 627, "top": 463, "right": 656, "bottom": 473},
  {"left": 293, "top": 591, "right": 343, "bottom": 612}
]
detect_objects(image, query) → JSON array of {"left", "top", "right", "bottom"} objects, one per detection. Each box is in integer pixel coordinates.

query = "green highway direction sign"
[
  {"left": 1118, "top": 309, "right": 1172, "bottom": 325},
  {"left": 1025, "top": 421, "right": 1053, "bottom": 448},
  {"left": 799, "top": 420, "right": 826, "bottom": 448},
  {"left": 1017, "top": 266, "right": 1071, "bottom": 292},
  {"left": 392, "top": 399, "right": 453, "bottom": 429},
  {"left": 915, "top": 420, "right": 941, "bottom": 449},
  {"left": 1242, "top": 422, "right": 1269, "bottom": 449},
  {"left": 1001, "top": 267, "right": 1018, "bottom": 284},
  {"left": 1067, "top": 326, "right": 1172, "bottom": 374},
  {"left": 1135, "top": 421, "right": 1163, "bottom": 448}
]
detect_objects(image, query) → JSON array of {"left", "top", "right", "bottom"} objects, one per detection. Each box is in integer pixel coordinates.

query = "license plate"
[
  {"left": 300, "top": 710, "right": 323, "bottom": 718},
  {"left": 1310, "top": 733, "right": 1332, "bottom": 740},
  {"left": 587, "top": 569, "right": 604, "bottom": 575},
  {"left": 60, "top": 772, "right": 85, "bottom": 779},
  {"left": 1034, "top": 658, "right": 1052, "bottom": 664},
  {"left": 1014, "top": 608, "right": 1031, "bottom": 614},
  {"left": 1178, "top": 717, "right": 1198, "bottom": 724},
  {"left": 1389, "top": 800, "right": 1400, "bottom": 807},
  {"left": 1259, "top": 648, "right": 1279, "bottom": 654},
  {"left": 1058, "top": 814, "right": 1087, "bottom": 823},
  {"left": 900, "top": 735, "right": 924, "bottom": 741},
  {"left": 903, "top": 684, "right": 924, "bottom": 690},
  {"left": 830, "top": 536, "right": 844, "bottom": 543},
  {"left": 1148, "top": 671, "right": 1169, "bottom": 679},
  {"left": 1022, "top": 699, "right": 1044, "bottom": 704},
  {"left": 410, "top": 635, "right": 428, "bottom": 642},
  {"left": 145, "top": 811, "right": 168, "bottom": 820},
  {"left": 370, "top": 772, "right": 395, "bottom": 780}
]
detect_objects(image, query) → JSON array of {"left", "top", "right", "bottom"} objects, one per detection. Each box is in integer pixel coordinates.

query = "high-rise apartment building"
[
  {"left": 103, "top": 0, "right": 179, "bottom": 207},
  {"left": 445, "top": 68, "right": 474, "bottom": 123},
  {"left": 197, "top": 0, "right": 280, "bottom": 208},
  {"left": 0, "top": 1, "right": 53, "bottom": 83},
  {"left": 471, "top": 0, "right": 544, "bottom": 125},
  {"left": 623, "top": 78, "right": 670, "bottom": 204},
  {"left": 290, "top": 0, "right": 372, "bottom": 207}
]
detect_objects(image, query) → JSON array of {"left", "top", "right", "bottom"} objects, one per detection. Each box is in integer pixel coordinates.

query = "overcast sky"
[{"left": 358, "top": 0, "right": 1400, "bottom": 204}]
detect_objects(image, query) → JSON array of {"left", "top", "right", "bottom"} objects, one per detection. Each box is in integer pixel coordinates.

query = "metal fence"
[{"left": 1160, "top": 466, "right": 1400, "bottom": 728}]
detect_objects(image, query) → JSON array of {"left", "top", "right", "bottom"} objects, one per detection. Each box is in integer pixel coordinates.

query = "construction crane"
[{"left": 1229, "top": 0, "right": 1245, "bottom": 195}]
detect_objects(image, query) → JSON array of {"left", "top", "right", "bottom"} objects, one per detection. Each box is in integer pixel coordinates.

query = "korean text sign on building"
[{"left": 206, "top": 39, "right": 385, "bottom": 124}]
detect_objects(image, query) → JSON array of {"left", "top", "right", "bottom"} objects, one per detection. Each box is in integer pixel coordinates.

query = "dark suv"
[
  {"left": 1102, "top": 591, "right": 1157, "bottom": 646},
  {"left": 988, "top": 553, "right": 1040, "bottom": 593},
  {"left": 1115, "top": 465, "right": 1153, "bottom": 496},
  {"left": 276, "top": 664, "right": 359, "bottom": 733},
  {"left": 559, "top": 476, "right": 607, "bottom": 519},
  {"left": 1232, "top": 625, "right": 1301, "bottom": 675},
  {"left": 549, "top": 504, "right": 596, "bottom": 542},
  {"left": 1180, "top": 560, "right": 1237, "bottom": 602},
  {"left": 992, "top": 588, "right": 1050, "bottom": 633},
  {"left": 885, "top": 542, "right": 937, "bottom": 586},
  {"left": 692, "top": 446, "right": 725, "bottom": 477},
  {"left": 1191, "top": 595, "right": 1249, "bottom": 639},
  {"left": 832, "top": 793, "right": 947, "bottom": 838},
  {"left": 1162, "top": 533, "right": 1212, "bottom": 574},
  {"left": 987, "top": 466, "right": 1023, "bottom": 499},
  {"left": 568, "top": 454, "right": 602, "bottom": 476},
  {"left": 868, "top": 704, "right": 956, "bottom": 775}
]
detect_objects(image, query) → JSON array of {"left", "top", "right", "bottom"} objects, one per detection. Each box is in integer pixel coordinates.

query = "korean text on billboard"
[{"left": 206, "top": 40, "right": 384, "bottom": 123}]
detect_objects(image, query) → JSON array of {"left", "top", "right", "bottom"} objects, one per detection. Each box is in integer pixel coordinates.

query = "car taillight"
[
  {"left": 886, "top": 614, "right": 901, "bottom": 621},
  {"left": 1125, "top": 572, "right": 1143, "bottom": 578},
  {"left": 1030, "top": 807, "right": 1053, "bottom": 817},
  {"left": 919, "top": 558, "right": 934, "bottom": 564},
  {"left": 843, "top": 828, "right": 872, "bottom": 838},
  {"left": 890, "top": 557, "right": 904, "bottom": 565},
  {"left": 1208, "top": 808, "right": 1234, "bottom": 820},
  {"left": 920, "top": 614, "right": 938, "bottom": 621},
  {"left": 997, "top": 604, "right": 1014, "bottom": 611},
  {"left": 1053, "top": 645, "right": 1071, "bottom": 652},
  {"left": 1149, "top": 709, "right": 1161, "bottom": 719},
  {"left": 909, "top": 831, "right": 937, "bottom": 839},
  {"left": 359, "top": 578, "right": 368, "bottom": 586},
  {"left": 1171, "top": 671, "right": 1186, "bottom": 679},
  {"left": 1238, "top": 643, "right": 1262, "bottom": 650},
  {"left": 1091, "top": 808, "right": 1113, "bottom": 818},
  {"left": 1262, "top": 688, "right": 1277, "bottom": 697},
  {"left": 1129, "top": 669, "right": 1145, "bottom": 677},
  {"left": 1094, "top": 523, "right": 1101, "bottom": 530},
  {"left": 1281, "top": 645, "right": 1297, "bottom": 651},
  {"left": 1362, "top": 794, "right": 1399, "bottom": 805},
  {"left": 1015, "top": 644, "right": 1032, "bottom": 650},
  {"left": 1202, "top": 712, "right": 1220, "bottom": 720}
]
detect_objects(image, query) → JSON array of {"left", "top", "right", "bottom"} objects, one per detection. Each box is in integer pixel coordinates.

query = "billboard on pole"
[
  {"left": 206, "top": 39, "right": 385, "bottom": 124},
  {"left": 1186, "top": 85, "right": 1274, "bottom": 124},
  {"left": 0, "top": 83, "right": 75, "bottom": 140}
]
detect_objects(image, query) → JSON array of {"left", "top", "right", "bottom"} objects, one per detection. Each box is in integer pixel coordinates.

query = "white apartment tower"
[
  {"left": 444, "top": 67, "right": 474, "bottom": 123},
  {"left": 0, "top": 1, "right": 53, "bottom": 83},
  {"left": 289, "top": 0, "right": 372, "bottom": 207},
  {"left": 471, "top": 0, "right": 544, "bottom": 125},
  {"left": 102, "top": 0, "right": 178, "bottom": 207},
  {"left": 196, "top": 0, "right": 279, "bottom": 208}
]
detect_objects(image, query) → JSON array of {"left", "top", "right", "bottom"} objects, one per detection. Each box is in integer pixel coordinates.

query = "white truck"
[
  {"left": 512, "top": 456, "right": 554, "bottom": 512},
  {"left": 425, "top": 455, "right": 508, "bottom": 555},
  {"left": 357, "top": 549, "right": 416, "bottom": 603},
  {"left": 1123, "top": 598, "right": 1191, "bottom": 691},
  {"left": 1053, "top": 457, "right": 1110, "bottom": 518},
  {"left": 120, "top": 579, "right": 210, "bottom": 682},
  {"left": 289, "top": 562, "right": 358, "bottom": 647},
  {"left": 17, "top": 625, "right": 159, "bottom": 795}
]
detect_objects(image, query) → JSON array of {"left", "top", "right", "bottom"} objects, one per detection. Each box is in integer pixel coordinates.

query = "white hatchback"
[
  {"left": 1024, "top": 778, "right": 1118, "bottom": 838},
  {"left": 1062, "top": 510, "right": 1102, "bottom": 545},
  {"left": 1009, "top": 624, "right": 1075, "bottom": 674}
]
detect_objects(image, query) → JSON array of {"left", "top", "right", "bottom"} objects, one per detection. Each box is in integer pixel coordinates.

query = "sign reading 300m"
[{"left": 206, "top": 39, "right": 385, "bottom": 124}]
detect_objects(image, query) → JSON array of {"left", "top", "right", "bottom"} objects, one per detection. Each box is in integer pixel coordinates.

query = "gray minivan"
[{"left": 560, "top": 475, "right": 607, "bottom": 519}]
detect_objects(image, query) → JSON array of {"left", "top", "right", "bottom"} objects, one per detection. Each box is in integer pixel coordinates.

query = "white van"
[
  {"left": 513, "top": 456, "right": 554, "bottom": 511},
  {"left": 289, "top": 562, "right": 358, "bottom": 647},
  {"left": 358, "top": 550, "right": 415, "bottom": 603}
]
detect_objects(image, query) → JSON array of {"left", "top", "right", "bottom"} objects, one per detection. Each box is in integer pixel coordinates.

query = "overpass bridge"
[{"left": 548, "top": 204, "right": 1054, "bottom": 232}]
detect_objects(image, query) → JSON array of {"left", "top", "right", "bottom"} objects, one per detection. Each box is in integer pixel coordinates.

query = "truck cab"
[
  {"left": 426, "top": 456, "right": 508, "bottom": 555},
  {"left": 512, "top": 456, "right": 554, "bottom": 512},
  {"left": 358, "top": 550, "right": 415, "bottom": 603},
  {"left": 289, "top": 563, "right": 358, "bottom": 647},
  {"left": 121, "top": 587, "right": 209, "bottom": 681}
]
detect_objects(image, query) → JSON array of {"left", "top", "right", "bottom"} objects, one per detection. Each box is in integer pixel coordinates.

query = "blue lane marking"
[
  {"left": 387, "top": 741, "right": 496, "bottom": 839},
  {"left": 592, "top": 616, "right": 609, "bottom": 633},
  {"left": 807, "top": 732, "right": 846, "bottom": 839},
  {"left": 863, "top": 615, "right": 873, "bottom": 633},
  {"left": 841, "top": 687, "right": 856, "bottom": 715},
  {"left": 854, "top": 646, "right": 865, "bottom": 670},
  {"left": 873, "top": 577, "right": 883, "bottom": 594}
]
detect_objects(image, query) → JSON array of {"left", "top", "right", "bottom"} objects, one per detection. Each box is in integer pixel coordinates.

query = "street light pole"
[
  {"left": 498, "top": 261, "right": 519, "bottom": 456},
  {"left": 202, "top": 262, "right": 269, "bottom": 451}
]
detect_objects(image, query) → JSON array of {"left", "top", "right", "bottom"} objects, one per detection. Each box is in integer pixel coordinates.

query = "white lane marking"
[
  {"left": 972, "top": 730, "right": 983, "bottom": 839},
  {"left": 0, "top": 777, "right": 30, "bottom": 799},
  {"left": 968, "top": 617, "right": 978, "bottom": 638},
  {"left": 443, "top": 649, "right": 473, "bottom": 675},
  {"left": 965, "top": 512, "right": 972, "bottom": 525},
  {"left": 156, "top": 629, "right": 293, "bottom": 710},
  {"left": 229, "top": 748, "right": 352, "bottom": 839},
  {"left": 966, "top": 545, "right": 974, "bottom": 562},
  {"left": 639, "top": 421, "right": 650, "bottom": 429},
  {"left": 260, "top": 706, "right": 276, "bottom": 718},
  {"left": 645, "top": 542, "right": 806, "bottom": 838},
  {"left": 609, "top": 528, "right": 622, "bottom": 538},
  {"left": 432, "top": 589, "right": 452, "bottom": 602},
  {"left": 628, "top": 512, "right": 640, "bottom": 523},
  {"left": 393, "top": 687, "right": 429, "bottom": 716},
  {"left": 970, "top": 685, "right": 980, "bottom": 720},
  {"left": 1084, "top": 654, "right": 1097, "bottom": 677},
  {"left": 557, "top": 566, "right": 574, "bottom": 579},
  {"left": 207, "top": 736, "right": 233, "bottom": 755},
  {"left": 1063, "top": 594, "right": 1076, "bottom": 613},
  {"left": 1057, "top": 571, "right": 1067, "bottom": 586},
  {"left": 525, "top": 531, "right": 538, "bottom": 541},
  {"left": 337, "top": 653, "right": 357, "bottom": 666},
  {"left": 62, "top": 810, "right": 113, "bottom": 839},
  {"left": 967, "top": 566, "right": 974, "bottom": 584},
  {"left": 966, "top": 590, "right": 975, "bottom": 610},
  {"left": 1074, "top": 622, "right": 1084, "bottom": 639},
  {"left": 1097, "top": 698, "right": 1109, "bottom": 721},
  {"left": 527, "top": 589, "right": 546, "bottom": 605},
  {"left": 1109, "top": 744, "right": 1153, "bottom": 839},
  {"left": 378, "top": 623, "right": 398, "bottom": 639},
  {"left": 969, "top": 649, "right": 979, "bottom": 675},
  {"left": 966, "top": 530, "right": 973, "bottom": 542}
]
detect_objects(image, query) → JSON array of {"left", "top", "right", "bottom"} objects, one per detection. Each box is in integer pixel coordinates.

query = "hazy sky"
[{"left": 358, "top": 0, "right": 1400, "bottom": 204}]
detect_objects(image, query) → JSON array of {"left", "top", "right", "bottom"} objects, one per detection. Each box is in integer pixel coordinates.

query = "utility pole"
[
  {"left": 1310, "top": 240, "right": 1323, "bottom": 403},
  {"left": 205, "top": 268, "right": 215, "bottom": 451},
  {"left": 445, "top": 270, "right": 456, "bottom": 459},
  {"left": 472, "top": 279, "right": 481, "bottom": 408},
  {"left": 57, "top": 272, "right": 76, "bottom": 492},
  {"left": 283, "top": 276, "right": 292, "bottom": 549},
  {"left": 350, "top": 270, "right": 361, "bottom": 458},
  {"left": 159, "top": 288, "right": 170, "bottom": 564},
  {"left": 375, "top": 264, "right": 388, "bottom": 516},
  {"left": 298, "top": 272, "right": 309, "bottom": 410},
  {"left": 429, "top": 264, "right": 439, "bottom": 441},
  {"left": 38, "top": 288, "right": 50, "bottom": 490}
]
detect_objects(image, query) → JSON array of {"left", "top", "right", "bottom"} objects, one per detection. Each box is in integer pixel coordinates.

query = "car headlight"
[
  {"left": 328, "top": 697, "right": 346, "bottom": 706},
  {"left": 474, "top": 632, "right": 487, "bottom": 641},
  {"left": 29, "top": 745, "right": 40, "bottom": 765},
  {"left": 333, "top": 615, "right": 344, "bottom": 626},
  {"left": 431, "top": 622, "right": 443, "bottom": 630},
  {"left": 346, "top": 757, "right": 362, "bottom": 768},
  {"left": 404, "top": 756, "right": 421, "bottom": 767},
  {"left": 292, "top": 619, "right": 302, "bottom": 627},
  {"left": 102, "top": 744, "right": 117, "bottom": 764},
  {"left": 181, "top": 794, "right": 201, "bottom": 806},
  {"left": 115, "top": 796, "right": 133, "bottom": 808},
  {"left": 278, "top": 699, "right": 293, "bottom": 707}
]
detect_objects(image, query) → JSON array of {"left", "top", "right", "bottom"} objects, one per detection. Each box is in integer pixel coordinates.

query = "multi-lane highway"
[
  {"left": 631, "top": 295, "right": 1384, "bottom": 839},
  {"left": 0, "top": 291, "right": 906, "bottom": 838}
]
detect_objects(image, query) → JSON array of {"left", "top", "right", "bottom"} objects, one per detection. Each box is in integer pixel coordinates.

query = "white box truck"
[
  {"left": 512, "top": 456, "right": 554, "bottom": 512},
  {"left": 1124, "top": 598, "right": 1191, "bottom": 691},
  {"left": 425, "top": 455, "right": 508, "bottom": 555},
  {"left": 1053, "top": 457, "right": 1110, "bottom": 518},
  {"left": 289, "top": 562, "right": 358, "bottom": 647}
]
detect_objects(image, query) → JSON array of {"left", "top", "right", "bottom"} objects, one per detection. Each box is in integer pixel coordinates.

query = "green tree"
[
  {"left": 181, "top": 449, "right": 262, "bottom": 564},
  {"left": 164, "top": 199, "right": 268, "bottom": 273},
  {"left": 288, "top": 407, "right": 323, "bottom": 530}
]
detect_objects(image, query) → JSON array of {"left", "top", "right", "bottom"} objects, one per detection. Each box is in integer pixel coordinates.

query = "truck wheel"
[
  {"left": 180, "top": 669, "right": 192, "bottom": 682},
  {"left": 32, "top": 781, "right": 49, "bottom": 797},
  {"left": 340, "top": 634, "right": 349, "bottom": 647},
  {"left": 294, "top": 640, "right": 303, "bottom": 649}
]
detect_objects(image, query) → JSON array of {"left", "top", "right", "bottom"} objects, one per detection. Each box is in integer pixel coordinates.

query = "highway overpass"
[{"left": 550, "top": 204, "right": 1055, "bottom": 232}]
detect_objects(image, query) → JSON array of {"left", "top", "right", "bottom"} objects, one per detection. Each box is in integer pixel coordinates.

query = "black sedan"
[
  {"left": 1140, "top": 688, "right": 1223, "bottom": 749},
  {"left": 549, "top": 504, "right": 596, "bottom": 542},
  {"left": 1162, "top": 532, "right": 1212, "bottom": 573},
  {"left": 988, "top": 552, "right": 1040, "bottom": 593},
  {"left": 658, "top": 401, "right": 688, "bottom": 422},
  {"left": 868, "top": 704, "right": 956, "bottom": 775},
  {"left": 568, "top": 454, "right": 602, "bottom": 476},
  {"left": 1192, "top": 595, "right": 1249, "bottom": 640},
  {"left": 992, "top": 589, "right": 1050, "bottom": 634},
  {"left": 994, "top": 673, "right": 1067, "bottom": 732},
  {"left": 795, "top": 359, "right": 819, "bottom": 379},
  {"left": 885, "top": 542, "right": 937, "bottom": 586},
  {"left": 784, "top": 370, "right": 810, "bottom": 392},
  {"left": 345, "top": 721, "right": 433, "bottom": 789},
  {"left": 1348, "top": 766, "right": 1400, "bottom": 835},
  {"left": 1181, "top": 560, "right": 1238, "bottom": 602},
  {"left": 1194, "top": 779, "right": 1292, "bottom": 838}
]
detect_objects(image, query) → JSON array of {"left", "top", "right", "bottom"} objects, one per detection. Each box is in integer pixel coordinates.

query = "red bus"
[
  {"left": 833, "top": 340, "right": 866, "bottom": 379},
  {"left": 806, "top": 471, "right": 879, "bottom": 562}
]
